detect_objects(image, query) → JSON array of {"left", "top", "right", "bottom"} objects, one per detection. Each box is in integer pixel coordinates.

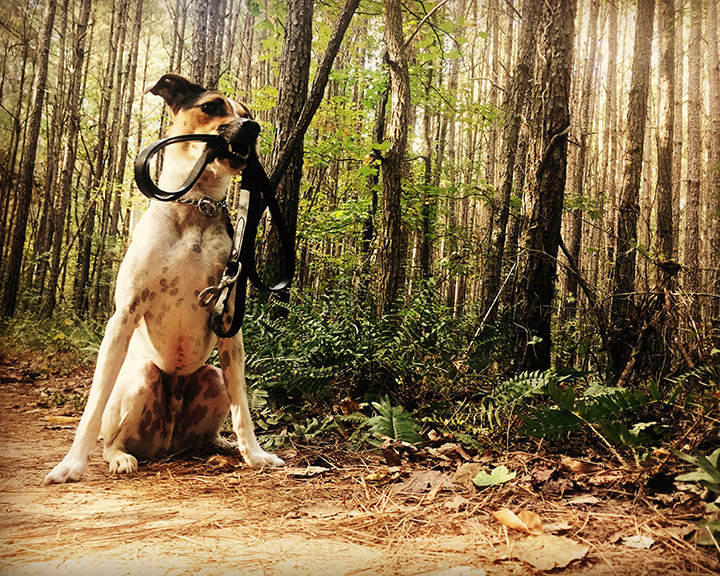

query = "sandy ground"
[{"left": 0, "top": 360, "right": 718, "bottom": 576}]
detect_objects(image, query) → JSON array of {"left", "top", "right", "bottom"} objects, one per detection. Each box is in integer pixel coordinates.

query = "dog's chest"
[{"left": 134, "top": 218, "right": 232, "bottom": 372}]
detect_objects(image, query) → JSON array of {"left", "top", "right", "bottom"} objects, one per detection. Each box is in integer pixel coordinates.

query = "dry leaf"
[
  {"left": 512, "top": 534, "right": 588, "bottom": 570},
  {"left": 517, "top": 510, "right": 544, "bottom": 536},
  {"left": 566, "top": 495, "right": 600, "bottom": 505},
  {"left": 392, "top": 470, "right": 452, "bottom": 494},
  {"left": 285, "top": 466, "right": 329, "bottom": 477},
  {"left": 622, "top": 535, "right": 654, "bottom": 549},
  {"left": 43, "top": 415, "right": 81, "bottom": 424},
  {"left": 492, "top": 508, "right": 543, "bottom": 536},
  {"left": 560, "top": 456, "right": 601, "bottom": 474}
]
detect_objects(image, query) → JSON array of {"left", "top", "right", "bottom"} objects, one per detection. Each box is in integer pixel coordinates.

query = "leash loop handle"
[{"left": 134, "top": 134, "right": 226, "bottom": 201}]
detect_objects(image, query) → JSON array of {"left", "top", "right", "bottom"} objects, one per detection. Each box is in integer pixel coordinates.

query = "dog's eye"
[{"left": 201, "top": 102, "right": 220, "bottom": 116}]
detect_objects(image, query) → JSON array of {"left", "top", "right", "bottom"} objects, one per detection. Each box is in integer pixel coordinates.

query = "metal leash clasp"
[{"left": 198, "top": 256, "right": 242, "bottom": 308}]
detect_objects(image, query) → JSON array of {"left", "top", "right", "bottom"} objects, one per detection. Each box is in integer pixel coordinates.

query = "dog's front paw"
[
  {"left": 44, "top": 458, "right": 87, "bottom": 485},
  {"left": 242, "top": 449, "right": 285, "bottom": 468},
  {"left": 108, "top": 453, "right": 138, "bottom": 474}
]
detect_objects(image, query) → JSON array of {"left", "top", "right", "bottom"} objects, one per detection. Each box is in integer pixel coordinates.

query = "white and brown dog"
[{"left": 45, "top": 74, "right": 283, "bottom": 484}]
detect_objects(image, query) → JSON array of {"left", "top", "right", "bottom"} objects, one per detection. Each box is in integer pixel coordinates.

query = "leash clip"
[{"left": 198, "top": 259, "right": 241, "bottom": 308}]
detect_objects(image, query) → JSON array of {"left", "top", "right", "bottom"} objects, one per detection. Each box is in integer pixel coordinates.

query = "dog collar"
[{"left": 176, "top": 196, "right": 227, "bottom": 218}]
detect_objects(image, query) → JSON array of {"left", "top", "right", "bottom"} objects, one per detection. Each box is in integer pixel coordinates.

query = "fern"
[
  {"left": 520, "top": 380, "right": 651, "bottom": 445},
  {"left": 479, "top": 370, "right": 553, "bottom": 428},
  {"left": 367, "top": 395, "right": 424, "bottom": 446}
]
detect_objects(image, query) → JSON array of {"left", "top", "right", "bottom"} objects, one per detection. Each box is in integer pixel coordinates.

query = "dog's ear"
[{"left": 147, "top": 74, "right": 205, "bottom": 115}]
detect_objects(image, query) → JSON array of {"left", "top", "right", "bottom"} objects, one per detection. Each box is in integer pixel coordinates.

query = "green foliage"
[
  {"left": 367, "top": 395, "right": 423, "bottom": 446},
  {"left": 520, "top": 374, "right": 651, "bottom": 445},
  {"left": 673, "top": 448, "right": 720, "bottom": 502}
]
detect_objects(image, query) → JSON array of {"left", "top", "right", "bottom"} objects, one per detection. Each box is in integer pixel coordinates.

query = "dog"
[{"left": 44, "top": 73, "right": 284, "bottom": 484}]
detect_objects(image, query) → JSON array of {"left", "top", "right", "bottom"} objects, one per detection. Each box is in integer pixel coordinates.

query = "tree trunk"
[
  {"left": 480, "top": 0, "right": 541, "bottom": 321},
  {"left": 706, "top": 0, "right": 720, "bottom": 317},
  {"left": 191, "top": 0, "right": 209, "bottom": 85},
  {"left": 609, "top": 0, "right": 655, "bottom": 374},
  {"left": 515, "top": 0, "right": 575, "bottom": 371},
  {"left": 1, "top": 0, "right": 57, "bottom": 317},
  {"left": 563, "top": 0, "right": 599, "bottom": 321},
  {"left": 39, "top": 0, "right": 93, "bottom": 319},
  {"left": 655, "top": 0, "right": 675, "bottom": 288},
  {"left": 684, "top": 0, "right": 701, "bottom": 316},
  {"left": 376, "top": 0, "right": 410, "bottom": 317}
]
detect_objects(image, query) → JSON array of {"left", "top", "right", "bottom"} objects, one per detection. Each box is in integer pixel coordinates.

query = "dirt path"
[{"left": 0, "top": 360, "right": 717, "bottom": 576}]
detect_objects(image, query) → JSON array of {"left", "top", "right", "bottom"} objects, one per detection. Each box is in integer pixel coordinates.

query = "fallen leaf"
[
  {"left": 517, "top": 510, "right": 544, "bottom": 535},
  {"left": 454, "top": 463, "right": 486, "bottom": 490},
  {"left": 560, "top": 456, "right": 601, "bottom": 474},
  {"left": 444, "top": 494, "right": 471, "bottom": 511},
  {"left": 566, "top": 495, "right": 600, "bottom": 505},
  {"left": 512, "top": 534, "right": 588, "bottom": 570},
  {"left": 392, "top": 470, "right": 453, "bottom": 494},
  {"left": 285, "top": 466, "right": 329, "bottom": 477},
  {"left": 544, "top": 521, "right": 572, "bottom": 533},
  {"left": 492, "top": 508, "right": 543, "bottom": 536},
  {"left": 43, "top": 415, "right": 81, "bottom": 424},
  {"left": 472, "top": 465, "right": 516, "bottom": 488},
  {"left": 621, "top": 535, "right": 654, "bottom": 549}
]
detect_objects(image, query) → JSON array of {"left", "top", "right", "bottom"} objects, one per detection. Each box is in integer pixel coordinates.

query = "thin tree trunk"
[
  {"left": 40, "top": 0, "right": 93, "bottom": 319},
  {"left": 376, "top": 0, "right": 410, "bottom": 317},
  {"left": 1, "top": 0, "right": 57, "bottom": 317},
  {"left": 706, "top": 0, "right": 720, "bottom": 316},
  {"left": 563, "top": 0, "right": 599, "bottom": 320},
  {"left": 684, "top": 0, "right": 702, "bottom": 316},
  {"left": 656, "top": 0, "right": 675, "bottom": 288},
  {"left": 480, "top": 0, "right": 541, "bottom": 321},
  {"left": 609, "top": 0, "right": 655, "bottom": 375}
]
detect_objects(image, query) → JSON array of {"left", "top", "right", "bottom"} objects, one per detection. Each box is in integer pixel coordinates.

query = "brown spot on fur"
[
  {"left": 207, "top": 276, "right": 215, "bottom": 286},
  {"left": 220, "top": 351, "right": 231, "bottom": 366},
  {"left": 129, "top": 297, "right": 139, "bottom": 314},
  {"left": 141, "top": 288, "right": 150, "bottom": 301},
  {"left": 171, "top": 276, "right": 180, "bottom": 287},
  {"left": 149, "top": 291, "right": 156, "bottom": 301},
  {"left": 183, "top": 404, "right": 209, "bottom": 429},
  {"left": 169, "top": 288, "right": 179, "bottom": 297},
  {"left": 192, "top": 244, "right": 202, "bottom": 254},
  {"left": 175, "top": 297, "right": 184, "bottom": 307},
  {"left": 159, "top": 278, "right": 168, "bottom": 292},
  {"left": 145, "top": 311, "right": 154, "bottom": 321}
]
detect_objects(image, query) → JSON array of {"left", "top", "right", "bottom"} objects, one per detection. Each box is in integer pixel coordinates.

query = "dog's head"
[{"left": 148, "top": 74, "right": 259, "bottom": 193}]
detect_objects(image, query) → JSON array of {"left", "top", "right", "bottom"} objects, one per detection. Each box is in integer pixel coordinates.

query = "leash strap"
[{"left": 134, "top": 134, "right": 295, "bottom": 339}]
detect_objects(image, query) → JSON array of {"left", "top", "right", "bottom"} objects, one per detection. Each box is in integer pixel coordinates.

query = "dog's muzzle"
[{"left": 216, "top": 119, "right": 260, "bottom": 170}]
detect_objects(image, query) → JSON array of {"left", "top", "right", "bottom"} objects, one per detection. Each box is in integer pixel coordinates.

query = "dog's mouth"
[{"left": 217, "top": 141, "right": 252, "bottom": 170}]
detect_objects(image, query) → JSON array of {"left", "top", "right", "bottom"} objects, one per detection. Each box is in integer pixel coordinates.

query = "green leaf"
[{"left": 472, "top": 465, "right": 517, "bottom": 488}]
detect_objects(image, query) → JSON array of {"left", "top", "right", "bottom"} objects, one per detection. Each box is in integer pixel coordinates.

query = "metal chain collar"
[{"left": 176, "top": 195, "right": 227, "bottom": 218}]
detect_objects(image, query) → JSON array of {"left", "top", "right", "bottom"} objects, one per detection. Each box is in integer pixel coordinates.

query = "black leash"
[{"left": 134, "top": 134, "right": 295, "bottom": 338}]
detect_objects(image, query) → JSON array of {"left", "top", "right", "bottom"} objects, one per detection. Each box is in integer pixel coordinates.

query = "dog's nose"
[{"left": 219, "top": 118, "right": 260, "bottom": 144}]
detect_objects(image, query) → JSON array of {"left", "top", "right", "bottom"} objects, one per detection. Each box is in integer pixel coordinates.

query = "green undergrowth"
[{"left": 2, "top": 291, "right": 719, "bottom": 464}]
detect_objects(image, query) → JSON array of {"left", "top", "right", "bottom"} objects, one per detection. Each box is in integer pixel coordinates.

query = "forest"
[{"left": 1, "top": 0, "right": 720, "bottom": 457}]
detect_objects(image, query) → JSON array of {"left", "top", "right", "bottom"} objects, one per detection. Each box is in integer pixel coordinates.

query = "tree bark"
[
  {"left": 563, "top": 0, "right": 599, "bottom": 320},
  {"left": 376, "top": 0, "right": 410, "bottom": 317},
  {"left": 480, "top": 0, "right": 541, "bottom": 321},
  {"left": 706, "top": 0, "right": 720, "bottom": 317},
  {"left": 515, "top": 0, "right": 575, "bottom": 371},
  {"left": 40, "top": 0, "right": 93, "bottom": 319},
  {"left": 655, "top": 0, "right": 675, "bottom": 288},
  {"left": 684, "top": 0, "right": 701, "bottom": 315},
  {"left": 609, "top": 0, "right": 655, "bottom": 374},
  {"left": 1, "top": 0, "right": 57, "bottom": 317}
]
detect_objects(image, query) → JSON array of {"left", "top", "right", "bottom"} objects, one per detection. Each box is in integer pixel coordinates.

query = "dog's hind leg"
[{"left": 101, "top": 359, "right": 168, "bottom": 474}]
